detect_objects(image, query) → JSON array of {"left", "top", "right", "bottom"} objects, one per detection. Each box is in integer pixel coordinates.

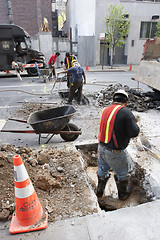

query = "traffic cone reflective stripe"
[{"left": 9, "top": 155, "right": 48, "bottom": 234}]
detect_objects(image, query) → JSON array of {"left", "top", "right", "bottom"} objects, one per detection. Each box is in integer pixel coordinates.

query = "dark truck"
[{"left": 0, "top": 24, "right": 45, "bottom": 76}]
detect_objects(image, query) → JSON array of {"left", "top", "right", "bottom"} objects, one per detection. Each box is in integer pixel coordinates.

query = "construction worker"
[
  {"left": 96, "top": 89, "right": 140, "bottom": 200},
  {"left": 57, "top": 59, "right": 86, "bottom": 105},
  {"left": 64, "top": 52, "right": 76, "bottom": 88},
  {"left": 48, "top": 52, "right": 60, "bottom": 80}
]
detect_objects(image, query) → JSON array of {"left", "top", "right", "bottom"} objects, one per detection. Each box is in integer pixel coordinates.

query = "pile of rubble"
[{"left": 92, "top": 84, "right": 160, "bottom": 112}]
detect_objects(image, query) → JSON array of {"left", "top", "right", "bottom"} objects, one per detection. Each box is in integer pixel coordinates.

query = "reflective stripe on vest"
[
  {"left": 105, "top": 105, "right": 121, "bottom": 143},
  {"left": 66, "top": 56, "right": 74, "bottom": 69},
  {"left": 98, "top": 105, "right": 122, "bottom": 144}
]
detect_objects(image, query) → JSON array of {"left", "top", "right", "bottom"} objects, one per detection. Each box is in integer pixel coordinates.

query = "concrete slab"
[
  {"left": 87, "top": 200, "right": 160, "bottom": 240},
  {"left": 1, "top": 200, "right": 160, "bottom": 240},
  {"left": 135, "top": 60, "right": 160, "bottom": 91}
]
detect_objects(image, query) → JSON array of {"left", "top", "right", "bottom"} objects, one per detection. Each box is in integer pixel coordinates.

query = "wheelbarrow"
[
  {"left": 1, "top": 106, "right": 82, "bottom": 144},
  {"left": 38, "top": 68, "right": 66, "bottom": 83},
  {"left": 38, "top": 68, "right": 51, "bottom": 82}
]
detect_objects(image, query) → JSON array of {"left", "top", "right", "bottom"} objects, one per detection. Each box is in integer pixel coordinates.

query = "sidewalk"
[
  {"left": 0, "top": 64, "right": 139, "bottom": 77},
  {"left": 1, "top": 200, "right": 160, "bottom": 240},
  {"left": 83, "top": 64, "right": 139, "bottom": 73}
]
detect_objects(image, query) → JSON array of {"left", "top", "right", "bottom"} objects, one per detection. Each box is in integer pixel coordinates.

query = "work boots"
[
  {"left": 96, "top": 175, "right": 110, "bottom": 198},
  {"left": 116, "top": 179, "right": 131, "bottom": 200}
]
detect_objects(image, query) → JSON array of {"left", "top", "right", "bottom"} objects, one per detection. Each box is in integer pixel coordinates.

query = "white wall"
[
  {"left": 123, "top": 2, "right": 160, "bottom": 64},
  {"left": 31, "top": 33, "right": 70, "bottom": 68},
  {"left": 66, "top": 0, "right": 96, "bottom": 41},
  {"left": 66, "top": 0, "right": 160, "bottom": 65},
  {"left": 95, "top": 0, "right": 160, "bottom": 64},
  {"left": 31, "top": 32, "right": 52, "bottom": 65}
]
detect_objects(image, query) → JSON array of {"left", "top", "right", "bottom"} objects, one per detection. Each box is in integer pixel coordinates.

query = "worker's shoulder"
[
  {"left": 118, "top": 106, "right": 131, "bottom": 113},
  {"left": 118, "top": 106, "right": 134, "bottom": 118}
]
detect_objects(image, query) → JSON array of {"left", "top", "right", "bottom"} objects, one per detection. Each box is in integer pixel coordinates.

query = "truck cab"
[{"left": 0, "top": 24, "right": 45, "bottom": 76}]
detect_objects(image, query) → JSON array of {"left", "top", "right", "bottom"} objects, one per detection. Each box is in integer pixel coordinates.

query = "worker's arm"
[
  {"left": 57, "top": 70, "right": 68, "bottom": 75},
  {"left": 83, "top": 73, "right": 86, "bottom": 84},
  {"left": 51, "top": 59, "right": 54, "bottom": 66}
]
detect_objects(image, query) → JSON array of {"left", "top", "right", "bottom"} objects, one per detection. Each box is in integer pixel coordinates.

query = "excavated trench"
[{"left": 76, "top": 143, "right": 154, "bottom": 212}]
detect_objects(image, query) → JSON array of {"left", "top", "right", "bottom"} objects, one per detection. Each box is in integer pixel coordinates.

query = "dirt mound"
[{"left": 0, "top": 144, "right": 98, "bottom": 222}]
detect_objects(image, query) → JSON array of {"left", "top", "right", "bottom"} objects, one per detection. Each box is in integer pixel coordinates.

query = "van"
[{"left": 0, "top": 24, "right": 45, "bottom": 76}]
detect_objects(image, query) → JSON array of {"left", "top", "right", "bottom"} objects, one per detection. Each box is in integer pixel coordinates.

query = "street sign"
[{"left": 100, "top": 33, "right": 105, "bottom": 40}]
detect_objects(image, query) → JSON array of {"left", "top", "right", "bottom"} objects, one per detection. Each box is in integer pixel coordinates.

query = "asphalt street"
[{"left": 0, "top": 69, "right": 152, "bottom": 147}]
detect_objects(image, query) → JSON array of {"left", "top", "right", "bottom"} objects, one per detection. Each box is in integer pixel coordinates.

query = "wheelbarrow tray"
[
  {"left": 39, "top": 68, "right": 50, "bottom": 75},
  {"left": 27, "top": 105, "right": 76, "bottom": 133}
]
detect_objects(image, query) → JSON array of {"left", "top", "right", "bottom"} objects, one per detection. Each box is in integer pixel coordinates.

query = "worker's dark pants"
[
  {"left": 48, "top": 65, "right": 55, "bottom": 79},
  {"left": 68, "top": 81, "right": 83, "bottom": 103},
  {"left": 97, "top": 143, "right": 132, "bottom": 181},
  {"left": 67, "top": 74, "right": 72, "bottom": 88}
]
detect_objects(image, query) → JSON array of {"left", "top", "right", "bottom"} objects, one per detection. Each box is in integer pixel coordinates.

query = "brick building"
[{"left": 0, "top": 0, "right": 52, "bottom": 36}]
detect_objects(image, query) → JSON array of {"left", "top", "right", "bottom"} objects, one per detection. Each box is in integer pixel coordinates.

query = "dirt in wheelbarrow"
[{"left": 0, "top": 143, "right": 98, "bottom": 223}]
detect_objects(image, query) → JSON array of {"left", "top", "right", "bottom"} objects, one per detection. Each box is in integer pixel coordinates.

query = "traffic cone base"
[
  {"left": 9, "top": 210, "right": 48, "bottom": 234},
  {"left": 14, "top": 192, "right": 42, "bottom": 226},
  {"left": 9, "top": 155, "right": 48, "bottom": 234}
]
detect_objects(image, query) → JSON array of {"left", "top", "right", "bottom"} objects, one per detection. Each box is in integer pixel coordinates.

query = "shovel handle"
[
  {"left": 153, "top": 153, "right": 160, "bottom": 160},
  {"left": 143, "top": 145, "right": 160, "bottom": 160}
]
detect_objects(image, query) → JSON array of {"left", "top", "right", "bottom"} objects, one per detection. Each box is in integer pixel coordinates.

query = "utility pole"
[
  {"left": 70, "top": 27, "right": 72, "bottom": 54},
  {"left": 102, "top": 33, "right": 106, "bottom": 70},
  {"left": 7, "top": 0, "right": 14, "bottom": 24}
]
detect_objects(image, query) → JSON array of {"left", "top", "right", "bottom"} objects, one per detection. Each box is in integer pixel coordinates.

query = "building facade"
[
  {"left": 65, "top": 0, "right": 160, "bottom": 66},
  {"left": 0, "top": 0, "right": 52, "bottom": 36}
]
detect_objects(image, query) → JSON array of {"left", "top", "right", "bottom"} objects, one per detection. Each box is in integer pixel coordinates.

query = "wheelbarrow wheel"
[{"left": 60, "top": 123, "right": 80, "bottom": 142}]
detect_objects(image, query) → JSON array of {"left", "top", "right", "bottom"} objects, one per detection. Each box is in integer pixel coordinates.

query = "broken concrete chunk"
[
  {"left": 35, "top": 172, "right": 62, "bottom": 190},
  {"left": 37, "top": 153, "right": 50, "bottom": 165}
]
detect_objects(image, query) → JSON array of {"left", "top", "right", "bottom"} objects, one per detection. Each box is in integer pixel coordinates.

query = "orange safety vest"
[
  {"left": 98, "top": 104, "right": 122, "bottom": 148},
  {"left": 66, "top": 56, "right": 74, "bottom": 69}
]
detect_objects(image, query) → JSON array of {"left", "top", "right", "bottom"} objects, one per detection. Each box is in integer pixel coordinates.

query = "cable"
[
  {"left": 0, "top": 89, "right": 56, "bottom": 96},
  {"left": 0, "top": 76, "right": 66, "bottom": 96}
]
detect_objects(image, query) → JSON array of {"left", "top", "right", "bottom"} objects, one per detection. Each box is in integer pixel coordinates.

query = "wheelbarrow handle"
[{"left": 8, "top": 118, "right": 27, "bottom": 123}]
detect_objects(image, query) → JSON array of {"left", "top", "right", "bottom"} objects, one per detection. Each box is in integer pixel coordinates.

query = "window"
[{"left": 140, "top": 21, "right": 158, "bottom": 38}]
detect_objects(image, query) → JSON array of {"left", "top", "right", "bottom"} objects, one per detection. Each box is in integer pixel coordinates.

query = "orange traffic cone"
[
  {"left": 85, "top": 61, "right": 89, "bottom": 71},
  {"left": 129, "top": 63, "right": 132, "bottom": 71},
  {"left": 9, "top": 155, "right": 48, "bottom": 234}
]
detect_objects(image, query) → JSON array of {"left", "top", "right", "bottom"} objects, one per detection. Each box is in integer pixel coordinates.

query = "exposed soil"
[{"left": 0, "top": 144, "right": 98, "bottom": 222}]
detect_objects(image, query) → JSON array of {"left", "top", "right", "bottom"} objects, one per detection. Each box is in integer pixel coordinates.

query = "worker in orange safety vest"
[{"left": 96, "top": 89, "right": 140, "bottom": 200}]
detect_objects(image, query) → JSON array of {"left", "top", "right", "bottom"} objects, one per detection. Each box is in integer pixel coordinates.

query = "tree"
[
  {"left": 155, "top": 20, "right": 160, "bottom": 37},
  {"left": 105, "top": 4, "right": 130, "bottom": 67}
]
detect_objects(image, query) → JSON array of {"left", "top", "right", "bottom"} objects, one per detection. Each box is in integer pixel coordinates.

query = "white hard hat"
[
  {"left": 113, "top": 89, "right": 128, "bottom": 100},
  {"left": 72, "top": 59, "right": 81, "bottom": 67}
]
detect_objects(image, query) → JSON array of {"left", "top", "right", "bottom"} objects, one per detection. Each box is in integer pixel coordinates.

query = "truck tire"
[
  {"left": 60, "top": 123, "right": 80, "bottom": 142},
  {"left": 27, "top": 67, "right": 38, "bottom": 76}
]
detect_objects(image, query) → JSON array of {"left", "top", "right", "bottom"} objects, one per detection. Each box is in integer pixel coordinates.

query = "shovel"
[{"left": 140, "top": 135, "right": 160, "bottom": 160}]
